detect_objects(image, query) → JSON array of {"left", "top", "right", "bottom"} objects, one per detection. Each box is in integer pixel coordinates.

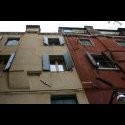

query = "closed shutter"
[
  {"left": 43, "top": 36, "right": 48, "bottom": 45},
  {"left": 86, "top": 51, "right": 97, "bottom": 67},
  {"left": 42, "top": 54, "right": 50, "bottom": 71},
  {"left": 59, "top": 37, "right": 65, "bottom": 45},
  {"left": 4, "top": 52, "right": 16, "bottom": 71},
  {"left": 64, "top": 52, "right": 74, "bottom": 70}
]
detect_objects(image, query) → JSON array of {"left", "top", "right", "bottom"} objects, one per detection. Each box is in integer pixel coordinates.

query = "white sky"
[{"left": 0, "top": 21, "right": 125, "bottom": 32}]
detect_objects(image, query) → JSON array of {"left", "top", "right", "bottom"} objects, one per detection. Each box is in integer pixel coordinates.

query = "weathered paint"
[
  {"left": 0, "top": 31, "right": 89, "bottom": 104},
  {"left": 65, "top": 36, "right": 125, "bottom": 104}
]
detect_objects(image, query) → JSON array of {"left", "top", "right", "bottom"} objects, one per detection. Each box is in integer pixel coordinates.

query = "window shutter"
[
  {"left": 86, "top": 51, "right": 97, "bottom": 67},
  {"left": 59, "top": 37, "right": 65, "bottom": 45},
  {"left": 4, "top": 52, "right": 16, "bottom": 71},
  {"left": 43, "top": 36, "right": 48, "bottom": 45},
  {"left": 42, "top": 54, "right": 50, "bottom": 71},
  {"left": 64, "top": 52, "right": 74, "bottom": 70},
  {"left": 0, "top": 36, "right": 3, "bottom": 40}
]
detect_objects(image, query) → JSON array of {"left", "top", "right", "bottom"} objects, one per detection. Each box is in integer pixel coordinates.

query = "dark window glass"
[
  {"left": 92, "top": 54, "right": 116, "bottom": 68},
  {"left": 48, "top": 38, "right": 60, "bottom": 45},
  {"left": 51, "top": 95, "right": 78, "bottom": 104},
  {"left": 0, "top": 55, "right": 11, "bottom": 71}
]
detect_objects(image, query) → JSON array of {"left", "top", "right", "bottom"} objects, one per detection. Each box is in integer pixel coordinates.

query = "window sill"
[
  {"left": 44, "top": 45, "right": 64, "bottom": 46},
  {"left": 50, "top": 71, "right": 65, "bottom": 73},
  {"left": 97, "top": 67, "right": 120, "bottom": 71},
  {"left": 43, "top": 70, "right": 73, "bottom": 73},
  {"left": 5, "top": 45, "right": 18, "bottom": 46}
]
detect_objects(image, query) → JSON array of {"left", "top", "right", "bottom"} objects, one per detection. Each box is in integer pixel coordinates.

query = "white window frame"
[{"left": 50, "top": 64, "right": 64, "bottom": 72}]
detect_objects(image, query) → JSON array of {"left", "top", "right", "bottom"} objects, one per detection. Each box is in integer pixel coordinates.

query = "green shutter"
[
  {"left": 42, "top": 54, "right": 50, "bottom": 71},
  {"left": 43, "top": 36, "right": 48, "bottom": 45},
  {"left": 64, "top": 52, "right": 74, "bottom": 70},
  {"left": 86, "top": 51, "right": 97, "bottom": 67},
  {"left": 59, "top": 37, "right": 65, "bottom": 45}
]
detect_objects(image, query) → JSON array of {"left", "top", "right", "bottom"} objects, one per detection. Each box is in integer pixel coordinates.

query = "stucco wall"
[{"left": 0, "top": 33, "right": 88, "bottom": 104}]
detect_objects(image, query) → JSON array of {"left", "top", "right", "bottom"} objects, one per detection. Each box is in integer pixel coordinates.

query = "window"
[
  {"left": 116, "top": 40, "right": 125, "bottom": 46},
  {"left": 5, "top": 38, "right": 20, "bottom": 46},
  {"left": 80, "top": 39, "right": 94, "bottom": 46},
  {"left": 49, "top": 55, "right": 66, "bottom": 72},
  {"left": 48, "top": 38, "right": 60, "bottom": 45},
  {"left": 86, "top": 52, "right": 118, "bottom": 70},
  {"left": 51, "top": 95, "right": 78, "bottom": 104},
  {"left": 0, "top": 36, "right": 3, "bottom": 41},
  {"left": 63, "top": 29, "right": 72, "bottom": 33},
  {"left": 0, "top": 59, "right": 5, "bottom": 74},
  {"left": 42, "top": 52, "right": 74, "bottom": 72},
  {"left": 43, "top": 36, "right": 64, "bottom": 46},
  {"left": 0, "top": 53, "right": 15, "bottom": 72},
  {"left": 0, "top": 55, "right": 10, "bottom": 73}
]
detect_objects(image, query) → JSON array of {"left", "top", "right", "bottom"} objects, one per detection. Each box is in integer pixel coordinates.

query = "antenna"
[{"left": 108, "top": 21, "right": 122, "bottom": 29}]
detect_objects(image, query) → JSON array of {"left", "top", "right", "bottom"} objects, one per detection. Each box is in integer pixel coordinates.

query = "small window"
[
  {"left": 0, "top": 55, "right": 12, "bottom": 72},
  {"left": 43, "top": 36, "right": 64, "bottom": 46},
  {"left": 86, "top": 52, "right": 118, "bottom": 70},
  {"left": 51, "top": 95, "right": 78, "bottom": 104},
  {"left": 48, "top": 38, "right": 60, "bottom": 45},
  {"left": 0, "top": 55, "right": 10, "bottom": 71},
  {"left": 0, "top": 53, "right": 16, "bottom": 72},
  {"left": 116, "top": 40, "right": 125, "bottom": 46},
  {"left": 5, "top": 38, "right": 20, "bottom": 46},
  {"left": 80, "top": 39, "right": 94, "bottom": 46}
]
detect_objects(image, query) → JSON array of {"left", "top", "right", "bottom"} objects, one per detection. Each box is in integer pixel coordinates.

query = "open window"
[
  {"left": 42, "top": 52, "right": 74, "bottom": 72},
  {"left": 49, "top": 55, "right": 66, "bottom": 72},
  {"left": 51, "top": 95, "right": 78, "bottom": 104},
  {"left": 5, "top": 38, "right": 20, "bottom": 46},
  {"left": 0, "top": 53, "right": 16, "bottom": 72},
  {"left": 86, "top": 51, "right": 119, "bottom": 70},
  {"left": 43, "top": 36, "right": 64, "bottom": 46},
  {"left": 0, "top": 56, "right": 9, "bottom": 73}
]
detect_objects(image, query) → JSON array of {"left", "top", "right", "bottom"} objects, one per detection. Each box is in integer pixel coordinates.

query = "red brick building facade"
[{"left": 59, "top": 26, "right": 125, "bottom": 104}]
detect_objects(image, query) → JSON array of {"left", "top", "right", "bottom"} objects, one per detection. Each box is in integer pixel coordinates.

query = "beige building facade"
[{"left": 0, "top": 25, "right": 88, "bottom": 104}]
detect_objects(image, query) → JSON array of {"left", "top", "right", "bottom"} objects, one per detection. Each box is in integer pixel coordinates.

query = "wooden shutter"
[
  {"left": 4, "top": 52, "right": 16, "bottom": 71},
  {"left": 86, "top": 51, "right": 97, "bottom": 67},
  {"left": 43, "top": 36, "right": 48, "bottom": 45},
  {"left": 42, "top": 54, "right": 50, "bottom": 71},
  {"left": 59, "top": 37, "right": 65, "bottom": 45},
  {"left": 64, "top": 52, "right": 74, "bottom": 70}
]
